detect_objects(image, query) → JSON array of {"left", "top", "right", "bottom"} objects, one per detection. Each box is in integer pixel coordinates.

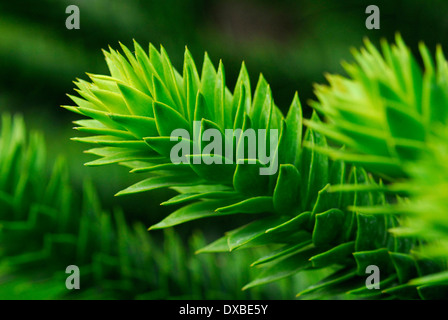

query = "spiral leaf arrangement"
[
  {"left": 0, "top": 113, "right": 297, "bottom": 300},
  {"left": 63, "top": 41, "right": 448, "bottom": 299}
]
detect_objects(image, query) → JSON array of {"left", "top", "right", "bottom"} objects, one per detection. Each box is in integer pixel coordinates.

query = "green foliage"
[
  {"left": 0, "top": 113, "right": 300, "bottom": 300},
  {"left": 64, "top": 42, "right": 448, "bottom": 299},
  {"left": 386, "top": 128, "right": 448, "bottom": 286},
  {"left": 400, "top": 128, "right": 448, "bottom": 256},
  {"left": 308, "top": 35, "right": 448, "bottom": 293},
  {"left": 308, "top": 34, "right": 448, "bottom": 180}
]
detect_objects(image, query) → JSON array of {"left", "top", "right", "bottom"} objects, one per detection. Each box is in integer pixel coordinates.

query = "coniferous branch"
[
  {"left": 308, "top": 35, "right": 448, "bottom": 292},
  {"left": 63, "top": 42, "right": 448, "bottom": 299}
]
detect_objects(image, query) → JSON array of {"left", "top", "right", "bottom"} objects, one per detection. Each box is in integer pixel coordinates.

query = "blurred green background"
[{"left": 1, "top": 0, "right": 448, "bottom": 298}]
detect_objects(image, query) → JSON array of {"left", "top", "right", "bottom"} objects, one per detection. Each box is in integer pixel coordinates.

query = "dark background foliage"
[{"left": 1, "top": 0, "right": 447, "bottom": 235}]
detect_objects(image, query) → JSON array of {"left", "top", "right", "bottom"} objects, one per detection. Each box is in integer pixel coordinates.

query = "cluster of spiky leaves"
[
  {"left": 65, "top": 42, "right": 448, "bottom": 299},
  {"left": 381, "top": 127, "right": 448, "bottom": 288},
  {"left": 308, "top": 36, "right": 448, "bottom": 293},
  {"left": 308, "top": 34, "right": 448, "bottom": 180},
  {"left": 402, "top": 128, "right": 448, "bottom": 258},
  {"left": 0, "top": 113, "right": 299, "bottom": 300}
]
